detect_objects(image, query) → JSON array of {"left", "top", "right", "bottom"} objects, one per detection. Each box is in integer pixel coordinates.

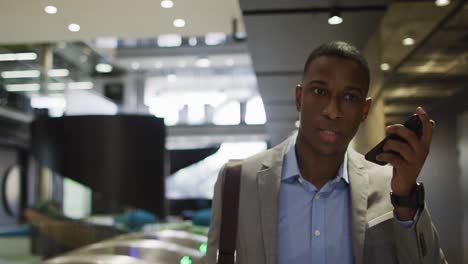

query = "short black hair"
[{"left": 302, "top": 41, "right": 370, "bottom": 88}]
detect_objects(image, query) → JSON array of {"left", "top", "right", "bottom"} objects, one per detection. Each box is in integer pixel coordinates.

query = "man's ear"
[
  {"left": 362, "top": 97, "right": 372, "bottom": 121},
  {"left": 295, "top": 85, "right": 302, "bottom": 112}
]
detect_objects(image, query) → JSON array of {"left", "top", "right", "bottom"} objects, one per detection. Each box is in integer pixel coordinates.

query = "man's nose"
[{"left": 321, "top": 96, "right": 342, "bottom": 119}]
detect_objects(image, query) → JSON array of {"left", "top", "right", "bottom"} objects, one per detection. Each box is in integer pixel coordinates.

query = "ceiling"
[{"left": 0, "top": 0, "right": 242, "bottom": 44}]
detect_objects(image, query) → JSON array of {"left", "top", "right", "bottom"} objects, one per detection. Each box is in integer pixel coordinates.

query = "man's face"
[{"left": 296, "top": 56, "right": 372, "bottom": 156}]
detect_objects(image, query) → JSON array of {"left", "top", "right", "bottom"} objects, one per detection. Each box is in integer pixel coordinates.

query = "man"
[{"left": 207, "top": 41, "right": 446, "bottom": 264}]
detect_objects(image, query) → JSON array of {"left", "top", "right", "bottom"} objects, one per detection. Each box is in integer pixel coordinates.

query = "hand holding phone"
[{"left": 365, "top": 114, "right": 423, "bottom": 165}]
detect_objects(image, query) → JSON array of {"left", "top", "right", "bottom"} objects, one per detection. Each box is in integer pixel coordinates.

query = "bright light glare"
[
  {"left": 380, "top": 63, "right": 390, "bottom": 71},
  {"left": 328, "top": 15, "right": 343, "bottom": 25},
  {"left": 213, "top": 101, "right": 240, "bottom": 125},
  {"left": 161, "top": 0, "right": 174, "bottom": 8},
  {"left": 44, "top": 5, "right": 58, "bottom": 14},
  {"left": 157, "top": 34, "right": 182, "bottom": 47},
  {"left": 196, "top": 58, "right": 211, "bottom": 68},
  {"left": 68, "top": 23, "right": 81, "bottom": 32},
  {"left": 5, "top": 83, "right": 40, "bottom": 92},
  {"left": 1, "top": 70, "right": 40, "bottom": 78},
  {"left": 245, "top": 96, "right": 267, "bottom": 125},
  {"left": 173, "top": 19, "right": 186, "bottom": 28},
  {"left": 95, "top": 63, "right": 113, "bottom": 73},
  {"left": 31, "top": 96, "right": 66, "bottom": 108},
  {"left": 402, "top": 37, "right": 415, "bottom": 46},
  {"left": 187, "top": 103, "right": 205, "bottom": 125},
  {"left": 435, "top": 0, "right": 450, "bottom": 6},
  {"left": 0, "top": 52, "right": 37, "bottom": 61},
  {"left": 205, "top": 33, "right": 226, "bottom": 46},
  {"left": 48, "top": 69, "right": 70, "bottom": 77}
]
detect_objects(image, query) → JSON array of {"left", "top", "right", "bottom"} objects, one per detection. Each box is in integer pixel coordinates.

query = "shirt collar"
[{"left": 282, "top": 139, "right": 349, "bottom": 184}]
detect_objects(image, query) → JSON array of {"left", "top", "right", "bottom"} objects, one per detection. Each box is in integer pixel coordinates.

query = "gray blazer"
[{"left": 207, "top": 134, "right": 447, "bottom": 264}]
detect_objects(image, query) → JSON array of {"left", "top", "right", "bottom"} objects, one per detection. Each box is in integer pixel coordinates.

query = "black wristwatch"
[{"left": 390, "top": 182, "right": 425, "bottom": 210}]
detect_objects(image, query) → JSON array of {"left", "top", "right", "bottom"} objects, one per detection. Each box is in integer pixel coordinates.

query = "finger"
[
  {"left": 376, "top": 152, "right": 405, "bottom": 168},
  {"left": 383, "top": 139, "right": 415, "bottom": 163},
  {"left": 385, "top": 124, "right": 419, "bottom": 153},
  {"left": 416, "top": 106, "right": 434, "bottom": 146}
]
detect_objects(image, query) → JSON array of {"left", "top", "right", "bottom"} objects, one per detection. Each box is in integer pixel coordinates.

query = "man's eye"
[
  {"left": 344, "top": 93, "right": 360, "bottom": 102},
  {"left": 313, "top": 88, "right": 327, "bottom": 96}
]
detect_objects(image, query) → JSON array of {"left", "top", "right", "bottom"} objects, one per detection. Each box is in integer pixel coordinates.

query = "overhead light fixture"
[
  {"left": 173, "top": 19, "right": 186, "bottom": 28},
  {"left": 205, "top": 33, "right": 226, "bottom": 46},
  {"left": 402, "top": 37, "right": 415, "bottom": 46},
  {"left": 157, "top": 34, "right": 182, "bottom": 47},
  {"left": 44, "top": 5, "right": 58, "bottom": 14},
  {"left": 167, "top": 74, "right": 177, "bottom": 83},
  {"left": 68, "top": 23, "right": 81, "bottom": 32},
  {"left": 131, "top": 62, "right": 140, "bottom": 70},
  {"left": 188, "top": 37, "right": 197, "bottom": 46},
  {"left": 0, "top": 52, "right": 37, "bottom": 61},
  {"left": 48, "top": 69, "right": 70, "bottom": 77},
  {"left": 161, "top": 0, "right": 174, "bottom": 8},
  {"left": 1, "top": 70, "right": 40, "bottom": 79},
  {"left": 68, "top": 82, "right": 93, "bottom": 90},
  {"left": 48, "top": 83, "right": 66, "bottom": 90},
  {"left": 95, "top": 63, "right": 113, "bottom": 73},
  {"left": 380, "top": 63, "right": 390, "bottom": 71},
  {"left": 5, "top": 83, "right": 40, "bottom": 92},
  {"left": 196, "top": 58, "right": 211, "bottom": 68},
  {"left": 435, "top": 0, "right": 450, "bottom": 6},
  {"left": 328, "top": 10, "right": 343, "bottom": 25}
]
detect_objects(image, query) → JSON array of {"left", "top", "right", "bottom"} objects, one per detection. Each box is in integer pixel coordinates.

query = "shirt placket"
[{"left": 311, "top": 189, "right": 326, "bottom": 264}]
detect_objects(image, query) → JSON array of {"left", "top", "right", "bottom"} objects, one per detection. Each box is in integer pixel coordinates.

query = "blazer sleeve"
[
  {"left": 206, "top": 164, "right": 226, "bottom": 264},
  {"left": 393, "top": 205, "right": 447, "bottom": 264}
]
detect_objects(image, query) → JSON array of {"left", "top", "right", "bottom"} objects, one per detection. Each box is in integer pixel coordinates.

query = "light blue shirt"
[{"left": 278, "top": 142, "right": 354, "bottom": 264}]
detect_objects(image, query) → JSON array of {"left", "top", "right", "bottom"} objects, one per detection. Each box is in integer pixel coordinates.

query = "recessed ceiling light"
[
  {"left": 167, "top": 74, "right": 177, "bottom": 83},
  {"left": 196, "top": 58, "right": 211, "bottom": 68},
  {"left": 0, "top": 52, "right": 37, "bottom": 61},
  {"left": 1, "top": 70, "right": 41, "bottom": 79},
  {"left": 131, "top": 62, "right": 140, "bottom": 70},
  {"left": 5, "top": 83, "right": 40, "bottom": 92},
  {"left": 68, "top": 23, "right": 81, "bottom": 32},
  {"left": 161, "top": 0, "right": 174, "bottom": 8},
  {"left": 95, "top": 63, "right": 113, "bottom": 73},
  {"left": 48, "top": 69, "right": 70, "bottom": 77},
  {"left": 380, "top": 63, "right": 390, "bottom": 71},
  {"left": 188, "top": 37, "right": 197, "bottom": 46},
  {"left": 435, "top": 0, "right": 450, "bottom": 6},
  {"left": 44, "top": 5, "right": 58, "bottom": 14},
  {"left": 173, "top": 19, "right": 186, "bottom": 28},
  {"left": 157, "top": 34, "right": 182, "bottom": 47},
  {"left": 402, "top": 37, "right": 415, "bottom": 46},
  {"left": 328, "top": 10, "right": 343, "bottom": 25}
]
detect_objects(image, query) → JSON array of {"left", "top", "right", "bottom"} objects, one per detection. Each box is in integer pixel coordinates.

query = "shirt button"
[
  {"left": 315, "top": 193, "right": 320, "bottom": 199},
  {"left": 314, "top": 230, "right": 321, "bottom": 237}
]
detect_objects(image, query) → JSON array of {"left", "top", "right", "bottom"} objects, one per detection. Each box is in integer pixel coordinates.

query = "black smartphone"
[{"left": 365, "top": 114, "right": 423, "bottom": 165}]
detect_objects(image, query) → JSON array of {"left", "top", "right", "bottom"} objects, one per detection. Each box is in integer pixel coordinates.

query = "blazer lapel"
[
  {"left": 256, "top": 138, "right": 290, "bottom": 264},
  {"left": 347, "top": 148, "right": 369, "bottom": 264}
]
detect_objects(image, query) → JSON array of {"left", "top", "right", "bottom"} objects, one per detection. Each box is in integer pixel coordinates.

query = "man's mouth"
[{"left": 317, "top": 129, "right": 338, "bottom": 142}]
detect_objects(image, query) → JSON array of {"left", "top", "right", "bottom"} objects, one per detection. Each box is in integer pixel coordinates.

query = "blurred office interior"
[{"left": 0, "top": 0, "right": 467, "bottom": 263}]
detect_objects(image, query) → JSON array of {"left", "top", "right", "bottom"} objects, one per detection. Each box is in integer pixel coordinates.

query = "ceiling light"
[
  {"left": 1, "top": 70, "right": 40, "bottom": 79},
  {"left": 173, "top": 19, "right": 186, "bottom": 28},
  {"left": 68, "top": 23, "right": 81, "bottom": 32},
  {"left": 48, "top": 83, "right": 66, "bottom": 91},
  {"left": 44, "top": 5, "right": 57, "bottom": 14},
  {"left": 131, "top": 62, "right": 140, "bottom": 70},
  {"left": 5, "top": 83, "right": 40, "bottom": 92},
  {"left": 0, "top": 52, "right": 37, "bottom": 61},
  {"left": 48, "top": 69, "right": 70, "bottom": 77},
  {"left": 188, "top": 37, "right": 197, "bottom": 46},
  {"left": 196, "top": 58, "right": 211, "bottom": 68},
  {"left": 167, "top": 74, "right": 177, "bottom": 83},
  {"left": 435, "top": 0, "right": 450, "bottom": 6},
  {"left": 161, "top": 0, "right": 174, "bottom": 8},
  {"left": 68, "top": 82, "right": 93, "bottom": 90},
  {"left": 328, "top": 10, "right": 343, "bottom": 25},
  {"left": 157, "top": 34, "right": 182, "bottom": 47},
  {"left": 205, "top": 33, "right": 226, "bottom": 46},
  {"left": 380, "top": 63, "right": 390, "bottom": 71},
  {"left": 402, "top": 37, "right": 415, "bottom": 46},
  {"left": 95, "top": 63, "right": 113, "bottom": 73}
]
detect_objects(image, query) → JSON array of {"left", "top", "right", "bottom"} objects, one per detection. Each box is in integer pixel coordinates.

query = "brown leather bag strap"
[{"left": 217, "top": 160, "right": 242, "bottom": 264}]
